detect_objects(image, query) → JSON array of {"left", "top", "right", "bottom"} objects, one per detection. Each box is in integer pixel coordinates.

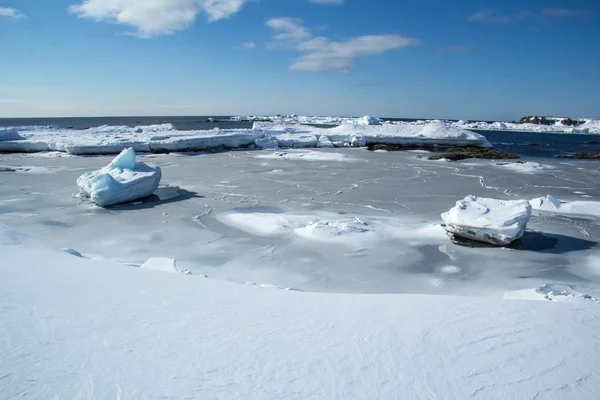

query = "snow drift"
[
  {"left": 76, "top": 148, "right": 161, "bottom": 207},
  {"left": 442, "top": 195, "right": 532, "bottom": 245},
  {"left": 2, "top": 223, "right": 600, "bottom": 399}
]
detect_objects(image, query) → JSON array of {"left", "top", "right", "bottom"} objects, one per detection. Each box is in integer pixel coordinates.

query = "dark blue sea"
[{"left": 1, "top": 116, "right": 599, "bottom": 158}]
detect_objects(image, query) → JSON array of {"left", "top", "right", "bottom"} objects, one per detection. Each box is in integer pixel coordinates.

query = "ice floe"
[
  {"left": 76, "top": 148, "right": 162, "bottom": 207},
  {"left": 442, "top": 195, "right": 532, "bottom": 245},
  {"left": 530, "top": 195, "right": 600, "bottom": 218}
]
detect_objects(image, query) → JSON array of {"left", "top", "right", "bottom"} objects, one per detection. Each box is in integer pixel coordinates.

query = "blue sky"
[{"left": 0, "top": 0, "right": 598, "bottom": 120}]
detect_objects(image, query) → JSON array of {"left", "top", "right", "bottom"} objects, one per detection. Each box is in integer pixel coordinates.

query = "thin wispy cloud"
[
  {"left": 267, "top": 17, "right": 418, "bottom": 73},
  {"left": 469, "top": 8, "right": 594, "bottom": 23},
  {"left": 236, "top": 41, "right": 256, "bottom": 50},
  {"left": 436, "top": 45, "right": 474, "bottom": 54},
  {"left": 541, "top": 8, "right": 593, "bottom": 18},
  {"left": 309, "top": 0, "right": 344, "bottom": 5},
  {"left": 69, "top": 0, "right": 251, "bottom": 37},
  {"left": 0, "top": 7, "right": 26, "bottom": 19}
]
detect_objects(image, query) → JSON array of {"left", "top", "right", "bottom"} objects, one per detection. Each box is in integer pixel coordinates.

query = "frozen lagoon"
[{"left": 2, "top": 148, "right": 600, "bottom": 298}]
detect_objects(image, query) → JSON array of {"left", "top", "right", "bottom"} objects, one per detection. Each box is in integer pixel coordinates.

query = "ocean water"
[{"left": 1, "top": 116, "right": 598, "bottom": 158}]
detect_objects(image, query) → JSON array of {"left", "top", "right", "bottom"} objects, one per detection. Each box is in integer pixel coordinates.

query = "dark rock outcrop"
[
  {"left": 428, "top": 147, "right": 520, "bottom": 161},
  {"left": 555, "top": 152, "right": 600, "bottom": 159},
  {"left": 519, "top": 116, "right": 584, "bottom": 126}
]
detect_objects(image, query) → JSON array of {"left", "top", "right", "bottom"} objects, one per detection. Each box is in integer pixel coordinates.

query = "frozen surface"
[
  {"left": 442, "top": 196, "right": 532, "bottom": 245},
  {"left": 2, "top": 224, "right": 600, "bottom": 400},
  {"left": 1, "top": 149, "right": 600, "bottom": 297},
  {"left": 77, "top": 148, "right": 162, "bottom": 207},
  {"left": 0, "top": 121, "right": 490, "bottom": 155},
  {"left": 140, "top": 257, "right": 191, "bottom": 274},
  {"left": 530, "top": 195, "right": 600, "bottom": 219},
  {"left": 255, "top": 150, "right": 362, "bottom": 162}
]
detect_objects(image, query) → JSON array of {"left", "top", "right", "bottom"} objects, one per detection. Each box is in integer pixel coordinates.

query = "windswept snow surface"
[
  {"left": 530, "top": 195, "right": 600, "bottom": 219},
  {"left": 77, "top": 148, "right": 161, "bottom": 207},
  {"left": 2, "top": 224, "right": 600, "bottom": 400},
  {"left": 0, "top": 121, "right": 490, "bottom": 155},
  {"left": 442, "top": 196, "right": 532, "bottom": 245}
]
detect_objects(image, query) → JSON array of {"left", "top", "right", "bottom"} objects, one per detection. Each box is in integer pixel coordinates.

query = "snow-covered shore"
[{"left": 2, "top": 223, "right": 599, "bottom": 399}]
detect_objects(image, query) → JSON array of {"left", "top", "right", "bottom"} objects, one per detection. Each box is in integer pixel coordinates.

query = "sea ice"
[
  {"left": 356, "top": 115, "right": 382, "bottom": 125},
  {"left": 442, "top": 195, "right": 532, "bottom": 245},
  {"left": 530, "top": 195, "right": 600, "bottom": 218},
  {"left": 76, "top": 148, "right": 162, "bottom": 207},
  {"left": 0, "top": 128, "right": 26, "bottom": 141}
]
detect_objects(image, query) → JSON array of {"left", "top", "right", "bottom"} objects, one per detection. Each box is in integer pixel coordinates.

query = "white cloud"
[
  {"left": 69, "top": 0, "right": 250, "bottom": 37},
  {"left": 266, "top": 18, "right": 312, "bottom": 42},
  {"left": 0, "top": 7, "right": 26, "bottom": 19},
  {"left": 266, "top": 18, "right": 418, "bottom": 73},
  {"left": 309, "top": 0, "right": 343, "bottom": 5}
]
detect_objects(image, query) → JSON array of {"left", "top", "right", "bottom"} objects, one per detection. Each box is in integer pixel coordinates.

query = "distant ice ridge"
[
  {"left": 77, "top": 148, "right": 161, "bottom": 207},
  {"left": 0, "top": 119, "right": 490, "bottom": 155},
  {"left": 442, "top": 195, "right": 532, "bottom": 245},
  {"left": 253, "top": 120, "right": 491, "bottom": 149},
  {"left": 231, "top": 114, "right": 600, "bottom": 134},
  {"left": 449, "top": 119, "right": 600, "bottom": 134}
]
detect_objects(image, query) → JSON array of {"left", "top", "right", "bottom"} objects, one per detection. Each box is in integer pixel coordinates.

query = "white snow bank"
[
  {"left": 2, "top": 225, "right": 600, "bottom": 399},
  {"left": 494, "top": 161, "right": 555, "bottom": 174},
  {"left": 218, "top": 212, "right": 430, "bottom": 245},
  {"left": 140, "top": 258, "right": 191, "bottom": 275},
  {"left": 76, "top": 148, "right": 162, "bottom": 207},
  {"left": 442, "top": 195, "right": 532, "bottom": 245},
  {"left": 255, "top": 150, "right": 362, "bottom": 162},
  {"left": 530, "top": 195, "right": 600, "bottom": 218},
  {"left": 356, "top": 115, "right": 381, "bottom": 125}
]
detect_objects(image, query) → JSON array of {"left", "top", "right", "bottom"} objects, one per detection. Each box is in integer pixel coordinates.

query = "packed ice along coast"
[
  {"left": 0, "top": 119, "right": 491, "bottom": 155},
  {"left": 77, "top": 148, "right": 161, "bottom": 207}
]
